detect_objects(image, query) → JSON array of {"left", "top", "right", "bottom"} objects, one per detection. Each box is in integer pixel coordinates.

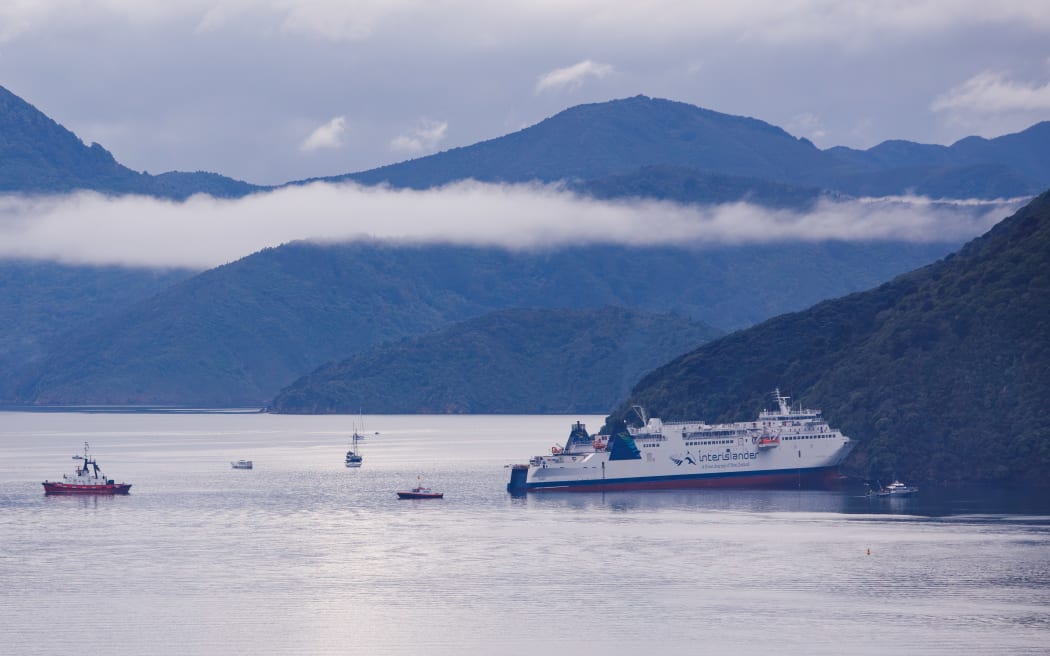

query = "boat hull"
[
  {"left": 42, "top": 482, "right": 132, "bottom": 495},
  {"left": 513, "top": 466, "right": 843, "bottom": 493},
  {"left": 397, "top": 492, "right": 443, "bottom": 499}
]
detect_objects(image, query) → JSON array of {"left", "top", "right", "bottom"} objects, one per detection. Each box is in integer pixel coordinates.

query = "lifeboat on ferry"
[{"left": 756, "top": 434, "right": 780, "bottom": 449}]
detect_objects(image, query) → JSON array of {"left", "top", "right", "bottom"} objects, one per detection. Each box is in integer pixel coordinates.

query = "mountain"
[
  {"left": 324, "top": 96, "right": 1050, "bottom": 200},
  {"left": 269, "top": 306, "right": 721, "bottom": 414},
  {"left": 609, "top": 191, "right": 1050, "bottom": 488},
  {"left": 331, "top": 96, "right": 827, "bottom": 190},
  {"left": 0, "top": 84, "right": 260, "bottom": 199},
  {"left": 2, "top": 87, "right": 1036, "bottom": 408},
  {"left": 570, "top": 165, "right": 832, "bottom": 210},
  {"left": 0, "top": 260, "right": 193, "bottom": 375},
  {"left": 5, "top": 239, "right": 955, "bottom": 406},
  {"left": 5, "top": 85, "right": 1048, "bottom": 202}
]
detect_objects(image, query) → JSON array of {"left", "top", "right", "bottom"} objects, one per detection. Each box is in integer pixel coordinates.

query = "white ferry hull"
[
  {"left": 512, "top": 452, "right": 848, "bottom": 493},
  {"left": 508, "top": 391, "right": 854, "bottom": 493}
]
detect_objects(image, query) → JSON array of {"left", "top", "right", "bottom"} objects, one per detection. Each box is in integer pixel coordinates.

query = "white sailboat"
[{"left": 345, "top": 420, "right": 364, "bottom": 468}]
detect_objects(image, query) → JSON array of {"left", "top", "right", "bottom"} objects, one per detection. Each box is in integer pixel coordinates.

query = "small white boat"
[
  {"left": 231, "top": 459, "right": 253, "bottom": 470},
  {"left": 872, "top": 480, "right": 917, "bottom": 497}
]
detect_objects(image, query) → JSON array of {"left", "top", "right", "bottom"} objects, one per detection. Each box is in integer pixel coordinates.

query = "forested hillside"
[
  {"left": 0, "top": 261, "right": 193, "bottom": 373},
  {"left": 612, "top": 191, "right": 1050, "bottom": 487},
  {"left": 270, "top": 307, "right": 721, "bottom": 413},
  {"left": 2, "top": 85, "right": 1041, "bottom": 408},
  {"left": 6, "top": 240, "right": 954, "bottom": 406}
]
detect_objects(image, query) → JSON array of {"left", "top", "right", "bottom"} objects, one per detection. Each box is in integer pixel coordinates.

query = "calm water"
[{"left": 1, "top": 411, "right": 1048, "bottom": 655}]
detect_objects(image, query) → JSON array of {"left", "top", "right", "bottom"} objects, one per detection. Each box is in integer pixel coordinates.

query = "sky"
[
  {"left": 0, "top": 1, "right": 1047, "bottom": 268},
  {"left": 2, "top": 0, "right": 1049, "bottom": 186}
]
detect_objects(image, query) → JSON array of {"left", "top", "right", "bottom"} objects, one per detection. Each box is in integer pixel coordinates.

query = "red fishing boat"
[{"left": 42, "top": 442, "right": 132, "bottom": 495}]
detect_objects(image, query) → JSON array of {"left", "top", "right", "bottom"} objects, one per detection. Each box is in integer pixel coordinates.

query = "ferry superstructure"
[{"left": 507, "top": 390, "right": 853, "bottom": 493}]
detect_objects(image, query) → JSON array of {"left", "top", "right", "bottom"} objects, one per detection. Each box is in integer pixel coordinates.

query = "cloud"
[
  {"left": 7, "top": 1, "right": 1050, "bottom": 45},
  {"left": 390, "top": 119, "right": 449, "bottom": 153},
  {"left": 786, "top": 113, "right": 826, "bottom": 141},
  {"left": 536, "top": 60, "right": 614, "bottom": 93},
  {"left": 931, "top": 71, "right": 1050, "bottom": 113},
  {"left": 300, "top": 116, "right": 347, "bottom": 152},
  {"left": 0, "top": 183, "right": 1021, "bottom": 269}
]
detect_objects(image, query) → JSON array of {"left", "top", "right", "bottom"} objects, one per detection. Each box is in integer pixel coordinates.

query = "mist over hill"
[{"left": 1, "top": 85, "right": 1044, "bottom": 408}]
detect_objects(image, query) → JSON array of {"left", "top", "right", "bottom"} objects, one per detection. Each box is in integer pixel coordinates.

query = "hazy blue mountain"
[
  {"left": 0, "top": 260, "right": 194, "bottom": 374},
  {"left": 327, "top": 96, "right": 828, "bottom": 189},
  {"left": 5, "top": 84, "right": 1047, "bottom": 202},
  {"left": 0, "top": 84, "right": 260, "bottom": 198},
  {"left": 2, "top": 86, "right": 1039, "bottom": 409},
  {"left": 319, "top": 96, "right": 1049, "bottom": 200},
  {"left": 6, "top": 239, "right": 955, "bottom": 406},
  {"left": 609, "top": 191, "right": 1050, "bottom": 488},
  {"left": 270, "top": 306, "right": 722, "bottom": 414},
  {"left": 570, "top": 165, "right": 833, "bottom": 210}
]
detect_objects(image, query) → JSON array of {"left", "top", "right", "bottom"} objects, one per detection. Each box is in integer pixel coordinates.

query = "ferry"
[
  {"left": 42, "top": 442, "right": 132, "bottom": 495},
  {"left": 508, "top": 390, "right": 854, "bottom": 493}
]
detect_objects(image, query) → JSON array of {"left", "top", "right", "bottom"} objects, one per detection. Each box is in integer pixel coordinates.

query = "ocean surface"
[{"left": 1, "top": 411, "right": 1048, "bottom": 655}]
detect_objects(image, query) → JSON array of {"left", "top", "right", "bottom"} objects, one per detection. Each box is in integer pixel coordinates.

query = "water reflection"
[
  {"left": 2, "top": 413, "right": 1050, "bottom": 656},
  {"left": 511, "top": 482, "right": 1050, "bottom": 518}
]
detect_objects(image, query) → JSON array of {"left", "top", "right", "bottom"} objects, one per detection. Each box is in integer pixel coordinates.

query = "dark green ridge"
[
  {"left": 610, "top": 190, "right": 1050, "bottom": 488},
  {"left": 5, "top": 240, "right": 954, "bottom": 407},
  {"left": 270, "top": 306, "right": 721, "bottom": 414}
]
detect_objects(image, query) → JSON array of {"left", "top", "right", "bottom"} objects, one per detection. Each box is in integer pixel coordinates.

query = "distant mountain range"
[
  {"left": 4, "top": 240, "right": 954, "bottom": 406},
  {"left": 5, "top": 85, "right": 1048, "bottom": 202},
  {"left": 610, "top": 192, "right": 1050, "bottom": 488},
  {"left": 271, "top": 306, "right": 722, "bottom": 414},
  {"left": 0, "top": 84, "right": 1045, "bottom": 409},
  {"left": 325, "top": 95, "right": 1050, "bottom": 200}
]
